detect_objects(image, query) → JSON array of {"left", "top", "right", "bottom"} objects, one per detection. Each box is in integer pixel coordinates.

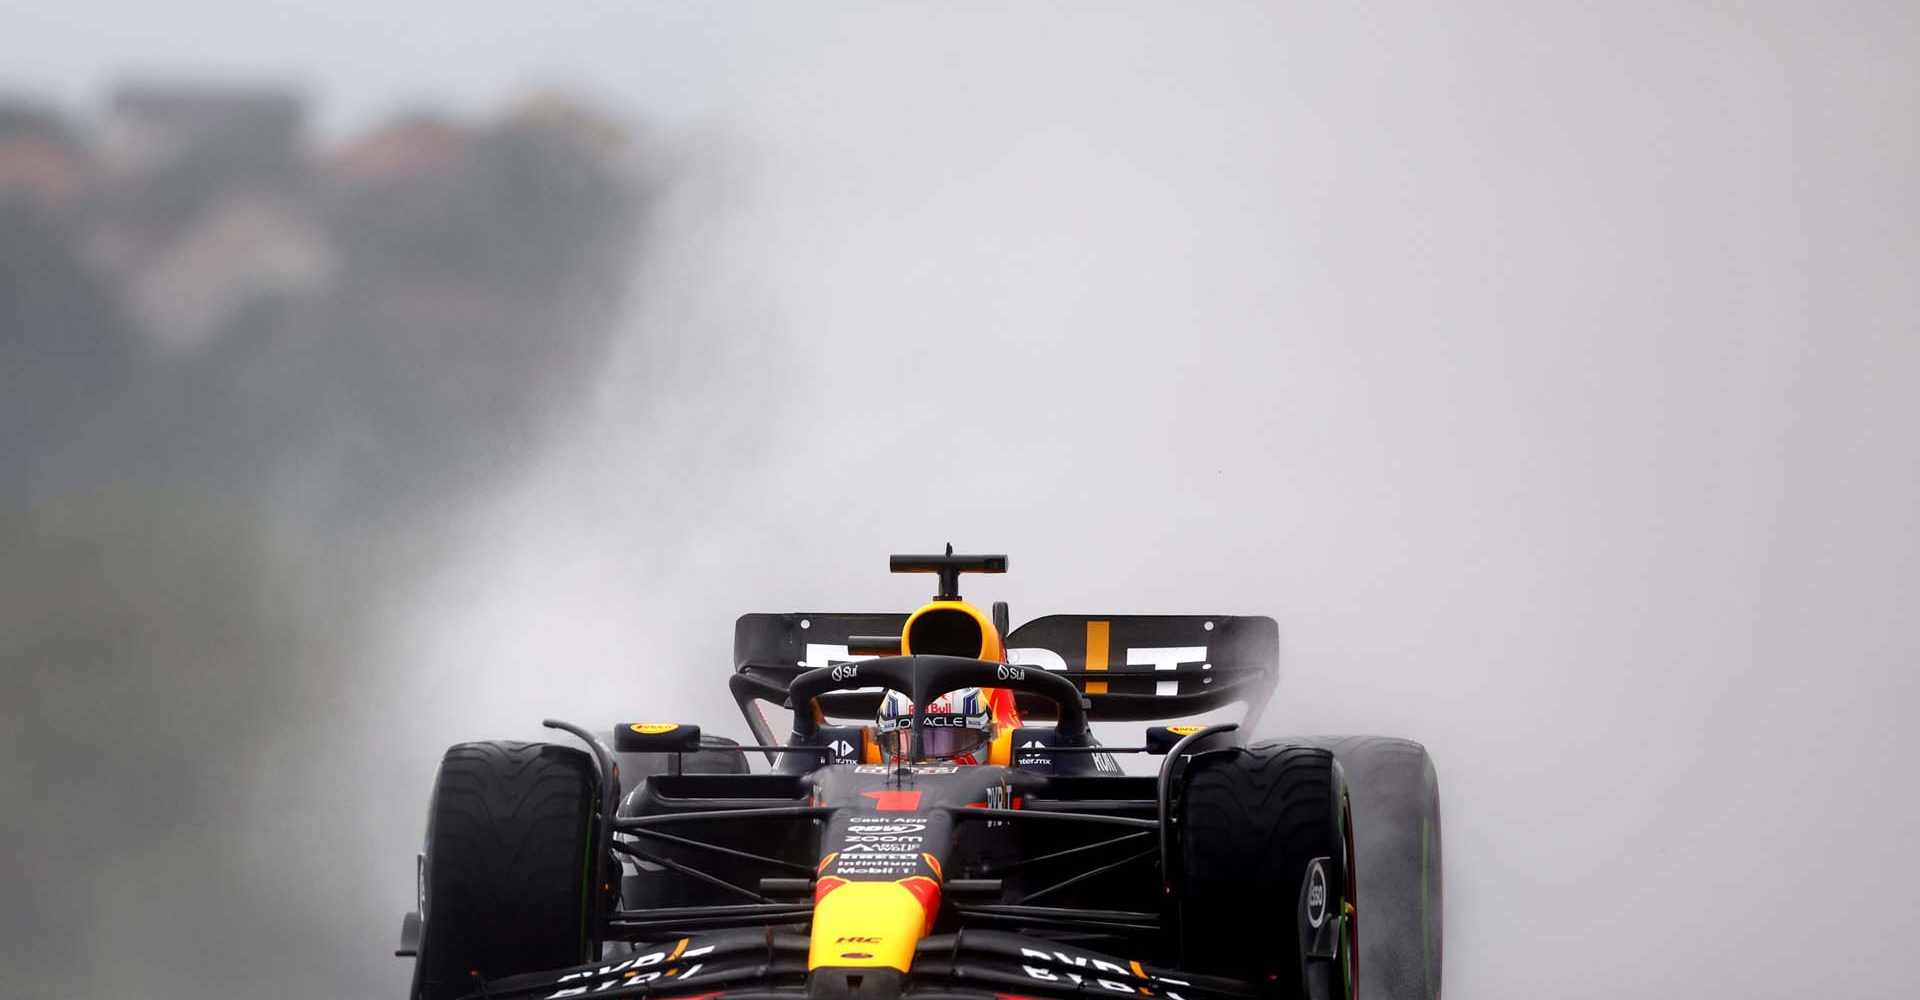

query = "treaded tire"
[
  {"left": 1292, "top": 736, "right": 1442, "bottom": 1000},
  {"left": 412, "top": 741, "right": 599, "bottom": 1000},
  {"left": 1179, "top": 743, "right": 1353, "bottom": 1000}
]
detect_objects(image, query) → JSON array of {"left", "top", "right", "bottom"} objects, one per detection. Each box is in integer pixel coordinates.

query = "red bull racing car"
[{"left": 398, "top": 552, "right": 1443, "bottom": 1000}]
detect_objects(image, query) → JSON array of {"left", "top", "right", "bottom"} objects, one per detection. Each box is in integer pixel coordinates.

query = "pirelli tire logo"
[{"left": 1305, "top": 857, "right": 1330, "bottom": 929}]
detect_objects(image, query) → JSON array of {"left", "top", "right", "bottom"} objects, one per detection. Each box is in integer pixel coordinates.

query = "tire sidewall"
[
  {"left": 1285, "top": 736, "right": 1442, "bottom": 1000},
  {"left": 1176, "top": 743, "right": 1353, "bottom": 1000},
  {"left": 411, "top": 741, "right": 599, "bottom": 1000}
]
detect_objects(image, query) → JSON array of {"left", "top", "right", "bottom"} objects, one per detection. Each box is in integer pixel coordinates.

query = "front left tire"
[
  {"left": 412, "top": 740, "right": 600, "bottom": 1000},
  {"left": 1176, "top": 742, "right": 1356, "bottom": 1000}
]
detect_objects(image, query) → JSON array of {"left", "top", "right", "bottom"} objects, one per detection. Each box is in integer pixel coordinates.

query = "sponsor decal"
[
  {"left": 1127, "top": 645, "right": 1206, "bottom": 696},
  {"left": 802, "top": 642, "right": 878, "bottom": 671},
  {"left": 862, "top": 790, "right": 923, "bottom": 812},
  {"left": 1306, "top": 858, "right": 1329, "bottom": 929},
  {"left": 828, "top": 822, "right": 935, "bottom": 876},
  {"left": 1005, "top": 647, "right": 1069, "bottom": 672},
  {"left": 1016, "top": 737, "right": 1052, "bottom": 768},
  {"left": 1165, "top": 725, "right": 1205, "bottom": 736},
  {"left": 1018, "top": 967, "right": 1144, "bottom": 994},
  {"left": 1014, "top": 948, "right": 1190, "bottom": 1000},
  {"left": 830, "top": 663, "right": 861, "bottom": 682},
  {"left": 1019, "top": 948, "right": 1132, "bottom": 979},
  {"left": 972, "top": 783, "right": 1018, "bottom": 825},
  {"left": 545, "top": 942, "right": 716, "bottom": 998},
  {"left": 832, "top": 861, "right": 923, "bottom": 876},
  {"left": 847, "top": 823, "right": 928, "bottom": 835},
  {"left": 830, "top": 739, "right": 856, "bottom": 759},
  {"left": 1009, "top": 639, "right": 1210, "bottom": 697},
  {"left": 628, "top": 723, "right": 679, "bottom": 735},
  {"left": 920, "top": 714, "right": 981, "bottom": 728}
]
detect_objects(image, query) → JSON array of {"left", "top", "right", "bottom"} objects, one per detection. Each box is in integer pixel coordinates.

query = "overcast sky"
[
  {"left": 6, "top": 2, "right": 827, "bottom": 131},
  {"left": 9, "top": 4, "right": 1919, "bottom": 999}
]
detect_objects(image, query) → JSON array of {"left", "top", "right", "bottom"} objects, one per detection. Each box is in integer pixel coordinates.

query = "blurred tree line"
[{"left": 0, "top": 84, "right": 645, "bottom": 999}]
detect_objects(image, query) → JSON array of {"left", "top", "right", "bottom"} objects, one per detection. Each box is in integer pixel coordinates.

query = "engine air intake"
[{"left": 902, "top": 606, "right": 985, "bottom": 659}]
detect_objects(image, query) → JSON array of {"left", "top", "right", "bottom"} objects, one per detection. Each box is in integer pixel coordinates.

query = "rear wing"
[{"left": 732, "top": 612, "right": 1277, "bottom": 740}]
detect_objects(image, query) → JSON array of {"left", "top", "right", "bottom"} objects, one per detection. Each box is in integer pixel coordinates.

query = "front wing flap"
[{"left": 465, "top": 930, "right": 1259, "bottom": 1000}]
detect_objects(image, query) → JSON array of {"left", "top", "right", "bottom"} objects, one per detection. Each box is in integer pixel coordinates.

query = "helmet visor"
[{"left": 878, "top": 713, "right": 990, "bottom": 760}]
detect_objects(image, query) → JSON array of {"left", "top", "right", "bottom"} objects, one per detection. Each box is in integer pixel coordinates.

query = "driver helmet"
[{"left": 876, "top": 687, "right": 995, "bottom": 764}]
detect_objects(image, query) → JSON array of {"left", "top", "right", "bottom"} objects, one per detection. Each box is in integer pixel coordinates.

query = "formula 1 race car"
[{"left": 398, "top": 551, "right": 1443, "bottom": 1000}]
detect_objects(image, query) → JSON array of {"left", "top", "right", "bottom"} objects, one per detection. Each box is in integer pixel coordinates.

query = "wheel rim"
[{"left": 1343, "top": 792, "right": 1358, "bottom": 1000}]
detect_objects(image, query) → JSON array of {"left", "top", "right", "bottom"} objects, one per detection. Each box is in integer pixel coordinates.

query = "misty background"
[{"left": 4, "top": 4, "right": 1917, "bottom": 999}]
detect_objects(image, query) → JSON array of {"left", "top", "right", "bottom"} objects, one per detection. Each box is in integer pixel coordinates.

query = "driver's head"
[{"left": 876, "top": 687, "right": 995, "bottom": 764}]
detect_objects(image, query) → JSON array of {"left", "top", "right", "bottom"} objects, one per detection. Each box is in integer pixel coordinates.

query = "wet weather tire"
[
  {"left": 412, "top": 741, "right": 599, "bottom": 1000},
  {"left": 1293, "top": 736, "right": 1443, "bottom": 1000},
  {"left": 1178, "top": 743, "right": 1354, "bottom": 1000}
]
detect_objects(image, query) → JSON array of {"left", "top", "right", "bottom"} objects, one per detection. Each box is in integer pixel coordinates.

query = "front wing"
[{"left": 469, "top": 930, "right": 1259, "bottom": 1000}]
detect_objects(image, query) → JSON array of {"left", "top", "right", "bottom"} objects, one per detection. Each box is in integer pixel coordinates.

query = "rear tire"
[
  {"left": 412, "top": 741, "right": 600, "bottom": 1000},
  {"left": 1292, "top": 736, "right": 1443, "bottom": 1000},
  {"left": 1178, "top": 743, "right": 1355, "bottom": 1000}
]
